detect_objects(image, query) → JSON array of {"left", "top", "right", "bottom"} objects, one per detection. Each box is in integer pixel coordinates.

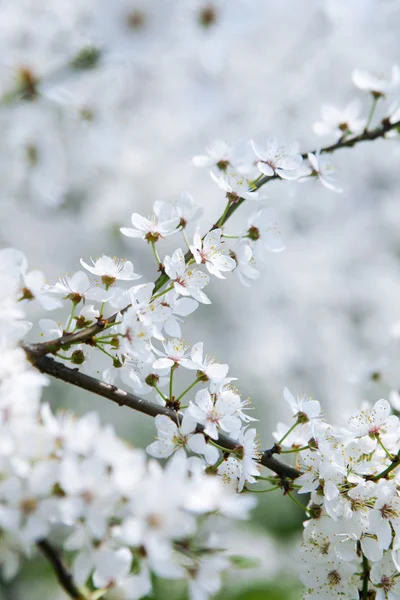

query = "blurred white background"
[{"left": 1, "top": 1, "right": 400, "bottom": 597}]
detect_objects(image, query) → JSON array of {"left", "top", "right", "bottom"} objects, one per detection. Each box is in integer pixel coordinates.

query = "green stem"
[
  {"left": 280, "top": 445, "right": 310, "bottom": 454},
  {"left": 371, "top": 450, "right": 400, "bottom": 481},
  {"left": 222, "top": 234, "right": 240, "bottom": 239},
  {"left": 100, "top": 283, "right": 110, "bottom": 316},
  {"left": 66, "top": 302, "right": 78, "bottom": 332},
  {"left": 96, "top": 344, "right": 117, "bottom": 362},
  {"left": 287, "top": 492, "right": 308, "bottom": 513},
  {"left": 175, "top": 378, "right": 202, "bottom": 403},
  {"left": 153, "top": 384, "right": 167, "bottom": 402},
  {"left": 169, "top": 368, "right": 174, "bottom": 400},
  {"left": 215, "top": 198, "right": 233, "bottom": 229},
  {"left": 214, "top": 455, "right": 226, "bottom": 469},
  {"left": 209, "top": 439, "right": 236, "bottom": 454},
  {"left": 181, "top": 229, "right": 191, "bottom": 250},
  {"left": 365, "top": 95, "right": 379, "bottom": 131},
  {"left": 245, "top": 486, "right": 280, "bottom": 493},
  {"left": 376, "top": 435, "right": 395, "bottom": 461},
  {"left": 151, "top": 241, "right": 162, "bottom": 266},
  {"left": 150, "top": 285, "right": 174, "bottom": 302},
  {"left": 276, "top": 420, "right": 300, "bottom": 446},
  {"left": 55, "top": 353, "right": 73, "bottom": 361}
]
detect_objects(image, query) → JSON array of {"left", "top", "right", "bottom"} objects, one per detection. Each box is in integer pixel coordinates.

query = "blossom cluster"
[
  {"left": 1, "top": 61, "right": 400, "bottom": 600},
  {"left": 0, "top": 248, "right": 257, "bottom": 599},
  {"left": 274, "top": 389, "right": 400, "bottom": 599}
]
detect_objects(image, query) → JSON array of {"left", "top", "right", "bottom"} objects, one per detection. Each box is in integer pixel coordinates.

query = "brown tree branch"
[
  {"left": 23, "top": 346, "right": 301, "bottom": 480},
  {"left": 22, "top": 117, "right": 400, "bottom": 485},
  {"left": 26, "top": 115, "right": 400, "bottom": 360},
  {"left": 37, "top": 539, "right": 88, "bottom": 600}
]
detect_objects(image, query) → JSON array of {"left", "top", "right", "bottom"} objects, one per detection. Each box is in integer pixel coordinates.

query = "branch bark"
[
  {"left": 22, "top": 117, "right": 400, "bottom": 484},
  {"left": 24, "top": 347, "right": 301, "bottom": 480},
  {"left": 37, "top": 539, "right": 88, "bottom": 600},
  {"left": 27, "top": 115, "right": 400, "bottom": 358}
]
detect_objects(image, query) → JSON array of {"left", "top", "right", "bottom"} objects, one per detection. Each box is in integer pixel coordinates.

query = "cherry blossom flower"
[
  {"left": 152, "top": 338, "right": 195, "bottom": 370},
  {"left": 154, "top": 192, "right": 203, "bottom": 228},
  {"left": 160, "top": 291, "right": 199, "bottom": 338},
  {"left": 80, "top": 256, "right": 141, "bottom": 286},
  {"left": 164, "top": 249, "right": 211, "bottom": 304},
  {"left": 251, "top": 137, "right": 303, "bottom": 179},
  {"left": 306, "top": 151, "right": 343, "bottom": 193},
  {"left": 236, "top": 428, "right": 260, "bottom": 491},
  {"left": 120, "top": 205, "right": 180, "bottom": 242},
  {"left": 210, "top": 167, "right": 259, "bottom": 201},
  {"left": 146, "top": 414, "right": 218, "bottom": 464},
  {"left": 313, "top": 100, "right": 365, "bottom": 139},
  {"left": 347, "top": 399, "right": 393, "bottom": 440},
  {"left": 188, "top": 342, "right": 229, "bottom": 383},
  {"left": 352, "top": 65, "right": 400, "bottom": 96},
  {"left": 187, "top": 388, "right": 243, "bottom": 439},
  {"left": 190, "top": 228, "right": 236, "bottom": 279},
  {"left": 187, "top": 555, "right": 230, "bottom": 600},
  {"left": 246, "top": 208, "right": 285, "bottom": 261},
  {"left": 231, "top": 240, "right": 260, "bottom": 287},
  {"left": 49, "top": 271, "right": 111, "bottom": 303},
  {"left": 20, "top": 269, "right": 62, "bottom": 311},
  {"left": 283, "top": 387, "right": 322, "bottom": 422}
]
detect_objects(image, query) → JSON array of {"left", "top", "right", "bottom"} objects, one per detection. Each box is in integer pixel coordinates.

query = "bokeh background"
[{"left": 1, "top": 0, "right": 400, "bottom": 598}]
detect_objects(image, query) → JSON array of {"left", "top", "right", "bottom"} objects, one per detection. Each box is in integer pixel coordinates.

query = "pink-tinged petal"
[
  {"left": 374, "top": 399, "right": 391, "bottom": 425},
  {"left": 212, "top": 255, "right": 236, "bottom": 272},
  {"left": 130, "top": 213, "right": 152, "bottom": 231},
  {"left": 118, "top": 261, "right": 141, "bottom": 281},
  {"left": 163, "top": 317, "right": 181, "bottom": 338},
  {"left": 158, "top": 217, "right": 181, "bottom": 234},
  {"left": 152, "top": 357, "right": 174, "bottom": 369},
  {"left": 257, "top": 162, "right": 274, "bottom": 177},
  {"left": 190, "top": 288, "right": 211, "bottom": 304},
  {"left": 262, "top": 234, "right": 285, "bottom": 253},
  {"left": 154, "top": 414, "right": 178, "bottom": 437},
  {"left": 181, "top": 412, "right": 197, "bottom": 435},
  {"left": 205, "top": 363, "right": 229, "bottom": 382},
  {"left": 361, "top": 537, "right": 382, "bottom": 562},
  {"left": 204, "top": 422, "right": 219, "bottom": 440},
  {"left": 283, "top": 387, "right": 297, "bottom": 411},
  {"left": 146, "top": 440, "right": 173, "bottom": 458},
  {"left": 206, "top": 262, "right": 225, "bottom": 279},
  {"left": 174, "top": 281, "right": 189, "bottom": 296},
  {"left": 192, "top": 227, "right": 202, "bottom": 249},
  {"left": 204, "top": 444, "right": 219, "bottom": 464},
  {"left": 39, "top": 295, "right": 63, "bottom": 311},
  {"left": 307, "top": 152, "right": 319, "bottom": 171},
  {"left": 69, "top": 271, "right": 91, "bottom": 290},
  {"left": 320, "top": 176, "right": 343, "bottom": 193},
  {"left": 120, "top": 227, "right": 144, "bottom": 238},
  {"left": 195, "top": 388, "right": 212, "bottom": 410},
  {"left": 173, "top": 298, "right": 198, "bottom": 317},
  {"left": 191, "top": 342, "right": 203, "bottom": 364},
  {"left": 275, "top": 168, "right": 302, "bottom": 180},
  {"left": 210, "top": 170, "right": 231, "bottom": 193},
  {"left": 189, "top": 247, "right": 202, "bottom": 264},
  {"left": 187, "top": 402, "right": 207, "bottom": 423},
  {"left": 80, "top": 259, "right": 97, "bottom": 275},
  {"left": 187, "top": 433, "right": 207, "bottom": 454}
]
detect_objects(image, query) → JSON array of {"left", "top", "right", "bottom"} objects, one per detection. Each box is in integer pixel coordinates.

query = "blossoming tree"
[{"left": 2, "top": 57, "right": 400, "bottom": 600}]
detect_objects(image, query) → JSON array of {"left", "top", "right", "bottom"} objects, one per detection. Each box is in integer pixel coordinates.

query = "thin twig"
[
  {"left": 23, "top": 348, "right": 301, "bottom": 480},
  {"left": 21, "top": 117, "right": 400, "bottom": 485},
  {"left": 37, "top": 539, "right": 88, "bottom": 600},
  {"left": 27, "top": 114, "right": 400, "bottom": 359}
]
